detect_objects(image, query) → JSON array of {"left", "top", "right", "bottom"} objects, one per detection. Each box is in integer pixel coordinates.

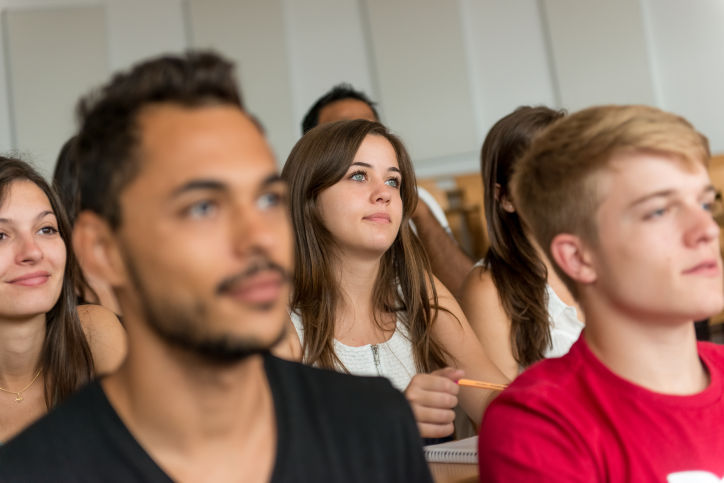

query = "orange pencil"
[{"left": 456, "top": 379, "right": 508, "bottom": 391}]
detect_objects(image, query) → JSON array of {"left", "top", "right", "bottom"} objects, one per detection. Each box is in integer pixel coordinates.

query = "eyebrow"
[
  {"left": 0, "top": 210, "right": 56, "bottom": 224},
  {"left": 170, "top": 174, "right": 285, "bottom": 198},
  {"left": 349, "top": 161, "right": 401, "bottom": 174},
  {"left": 628, "top": 184, "right": 717, "bottom": 208}
]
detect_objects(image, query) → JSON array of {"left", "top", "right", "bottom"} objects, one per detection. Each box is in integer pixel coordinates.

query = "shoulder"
[
  {"left": 267, "top": 354, "right": 402, "bottom": 403},
  {"left": 478, "top": 340, "right": 617, "bottom": 479},
  {"left": 266, "top": 356, "right": 432, "bottom": 482},
  {"left": 0, "top": 382, "right": 104, "bottom": 470},
  {"left": 428, "top": 275, "right": 467, "bottom": 331},
  {"left": 78, "top": 304, "right": 127, "bottom": 375},
  {"left": 483, "top": 341, "right": 590, "bottom": 427},
  {"left": 699, "top": 341, "right": 724, "bottom": 370},
  {"left": 266, "top": 355, "right": 418, "bottom": 431},
  {"left": 429, "top": 274, "right": 458, "bottom": 307},
  {"left": 457, "top": 266, "right": 509, "bottom": 334},
  {"left": 459, "top": 265, "right": 502, "bottom": 310},
  {"left": 266, "top": 356, "right": 423, "bottom": 448},
  {"left": 0, "top": 381, "right": 159, "bottom": 481}
]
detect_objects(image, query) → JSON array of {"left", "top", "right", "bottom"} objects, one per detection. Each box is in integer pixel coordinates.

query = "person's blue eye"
[
  {"left": 385, "top": 177, "right": 400, "bottom": 189},
  {"left": 644, "top": 206, "right": 669, "bottom": 220},
  {"left": 702, "top": 191, "right": 722, "bottom": 218},
  {"left": 349, "top": 170, "right": 366, "bottom": 182},
  {"left": 186, "top": 200, "right": 217, "bottom": 219},
  {"left": 257, "top": 191, "right": 286, "bottom": 210}
]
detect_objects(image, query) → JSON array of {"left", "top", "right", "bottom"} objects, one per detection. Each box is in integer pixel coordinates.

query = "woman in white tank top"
[
  {"left": 459, "top": 106, "right": 584, "bottom": 381},
  {"left": 278, "top": 120, "right": 508, "bottom": 440}
]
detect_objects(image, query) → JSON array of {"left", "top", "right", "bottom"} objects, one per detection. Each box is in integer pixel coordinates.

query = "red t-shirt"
[{"left": 479, "top": 337, "right": 724, "bottom": 482}]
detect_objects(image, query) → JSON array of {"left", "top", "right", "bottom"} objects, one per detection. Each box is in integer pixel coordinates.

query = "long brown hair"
[
  {"left": 282, "top": 119, "right": 449, "bottom": 373},
  {"left": 480, "top": 106, "right": 565, "bottom": 367},
  {"left": 0, "top": 156, "right": 94, "bottom": 408}
]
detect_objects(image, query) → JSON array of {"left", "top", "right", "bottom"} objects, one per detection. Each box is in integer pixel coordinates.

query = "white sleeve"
[{"left": 416, "top": 186, "right": 451, "bottom": 233}]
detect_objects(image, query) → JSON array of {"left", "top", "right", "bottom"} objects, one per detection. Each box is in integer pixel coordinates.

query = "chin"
[
  {"left": 677, "top": 297, "right": 724, "bottom": 322},
  {"left": 0, "top": 305, "right": 54, "bottom": 320}
]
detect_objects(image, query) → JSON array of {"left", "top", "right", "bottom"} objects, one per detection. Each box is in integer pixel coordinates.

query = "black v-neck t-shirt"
[{"left": 0, "top": 354, "right": 432, "bottom": 482}]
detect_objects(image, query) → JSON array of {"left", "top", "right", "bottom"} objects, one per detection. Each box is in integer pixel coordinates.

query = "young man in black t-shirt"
[{"left": 0, "top": 52, "right": 431, "bottom": 483}]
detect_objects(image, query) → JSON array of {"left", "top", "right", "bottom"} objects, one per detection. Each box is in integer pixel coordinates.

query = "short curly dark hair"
[{"left": 300, "top": 83, "right": 379, "bottom": 134}]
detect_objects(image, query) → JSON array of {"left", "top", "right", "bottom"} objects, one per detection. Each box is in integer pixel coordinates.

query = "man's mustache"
[{"left": 215, "top": 259, "right": 291, "bottom": 295}]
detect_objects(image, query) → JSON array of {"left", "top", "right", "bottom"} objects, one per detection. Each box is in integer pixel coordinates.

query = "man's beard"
[{"left": 123, "top": 253, "right": 289, "bottom": 364}]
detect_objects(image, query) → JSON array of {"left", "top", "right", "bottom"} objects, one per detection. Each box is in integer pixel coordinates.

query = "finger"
[
  {"left": 431, "top": 367, "right": 465, "bottom": 381},
  {"left": 410, "top": 405, "right": 456, "bottom": 426},
  {"left": 417, "top": 421, "right": 455, "bottom": 439},
  {"left": 407, "top": 374, "right": 460, "bottom": 395},
  {"left": 406, "top": 389, "right": 458, "bottom": 410}
]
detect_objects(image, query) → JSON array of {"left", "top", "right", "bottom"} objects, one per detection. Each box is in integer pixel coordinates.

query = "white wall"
[
  {"left": 0, "top": 0, "right": 721, "bottom": 180},
  {"left": 106, "top": 0, "right": 186, "bottom": 72},
  {"left": 186, "top": 0, "right": 296, "bottom": 163},
  {"left": 460, "top": 0, "right": 557, "bottom": 149},
  {"left": 541, "top": 0, "right": 656, "bottom": 110},
  {"left": 3, "top": 4, "right": 107, "bottom": 178},
  {"left": 364, "top": 0, "right": 478, "bottom": 167},
  {"left": 283, "top": 0, "right": 375, "bottom": 137},
  {"left": 641, "top": 0, "right": 724, "bottom": 154}
]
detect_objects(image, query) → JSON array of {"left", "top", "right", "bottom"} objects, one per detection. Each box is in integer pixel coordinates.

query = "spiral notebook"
[{"left": 423, "top": 436, "right": 478, "bottom": 464}]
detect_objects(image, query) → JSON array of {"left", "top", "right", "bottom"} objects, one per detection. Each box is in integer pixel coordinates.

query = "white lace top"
[{"left": 290, "top": 311, "right": 416, "bottom": 392}]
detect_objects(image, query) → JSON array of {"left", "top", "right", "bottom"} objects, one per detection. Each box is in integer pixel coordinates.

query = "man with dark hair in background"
[
  {"left": 0, "top": 52, "right": 431, "bottom": 482},
  {"left": 301, "top": 83, "right": 473, "bottom": 296}
]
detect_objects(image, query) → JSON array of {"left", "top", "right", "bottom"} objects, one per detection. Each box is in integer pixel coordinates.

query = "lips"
[
  {"left": 682, "top": 259, "right": 721, "bottom": 277},
  {"left": 363, "top": 212, "right": 391, "bottom": 223},
  {"left": 220, "top": 271, "right": 285, "bottom": 305},
  {"left": 7, "top": 271, "right": 51, "bottom": 287}
]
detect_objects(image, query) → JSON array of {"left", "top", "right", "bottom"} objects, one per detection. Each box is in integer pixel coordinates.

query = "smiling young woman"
[
  {"left": 0, "top": 157, "right": 126, "bottom": 443},
  {"left": 278, "top": 120, "right": 508, "bottom": 440}
]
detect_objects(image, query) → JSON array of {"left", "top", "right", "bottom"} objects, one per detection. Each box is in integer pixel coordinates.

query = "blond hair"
[{"left": 511, "top": 104, "right": 710, "bottom": 297}]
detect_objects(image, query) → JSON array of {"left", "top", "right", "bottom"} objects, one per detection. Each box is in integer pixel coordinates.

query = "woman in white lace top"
[{"left": 278, "top": 120, "right": 508, "bottom": 439}]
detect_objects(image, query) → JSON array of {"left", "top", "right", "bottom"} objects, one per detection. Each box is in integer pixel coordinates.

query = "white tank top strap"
[{"left": 544, "top": 285, "right": 584, "bottom": 359}]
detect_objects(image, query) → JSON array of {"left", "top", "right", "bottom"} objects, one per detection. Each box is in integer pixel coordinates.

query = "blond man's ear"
[
  {"left": 72, "top": 211, "right": 128, "bottom": 288},
  {"left": 549, "top": 233, "right": 597, "bottom": 285}
]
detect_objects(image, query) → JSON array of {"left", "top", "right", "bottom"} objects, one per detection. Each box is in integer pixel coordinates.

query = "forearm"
[{"left": 413, "top": 211, "right": 473, "bottom": 296}]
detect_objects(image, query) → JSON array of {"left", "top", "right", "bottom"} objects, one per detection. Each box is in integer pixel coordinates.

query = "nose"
[
  {"left": 231, "top": 202, "right": 288, "bottom": 258},
  {"left": 15, "top": 234, "right": 43, "bottom": 264},
  {"left": 371, "top": 181, "right": 392, "bottom": 205},
  {"left": 683, "top": 204, "right": 720, "bottom": 248}
]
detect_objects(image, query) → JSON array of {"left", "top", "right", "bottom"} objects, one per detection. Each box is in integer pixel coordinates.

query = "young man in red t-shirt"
[{"left": 478, "top": 105, "right": 724, "bottom": 481}]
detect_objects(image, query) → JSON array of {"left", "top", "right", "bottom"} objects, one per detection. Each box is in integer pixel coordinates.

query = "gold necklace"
[{"left": 0, "top": 369, "right": 42, "bottom": 403}]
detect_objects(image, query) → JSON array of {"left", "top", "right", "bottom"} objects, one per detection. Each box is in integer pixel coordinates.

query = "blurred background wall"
[{"left": 0, "top": 0, "right": 721, "bottom": 179}]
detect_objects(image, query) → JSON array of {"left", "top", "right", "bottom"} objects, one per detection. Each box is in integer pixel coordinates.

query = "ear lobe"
[
  {"left": 550, "top": 234, "right": 597, "bottom": 285},
  {"left": 72, "top": 211, "right": 127, "bottom": 287}
]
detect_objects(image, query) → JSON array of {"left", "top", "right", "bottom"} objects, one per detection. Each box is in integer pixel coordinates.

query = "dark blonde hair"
[
  {"left": 282, "top": 119, "right": 450, "bottom": 372},
  {"left": 0, "top": 156, "right": 94, "bottom": 408},
  {"left": 512, "top": 104, "right": 710, "bottom": 297},
  {"left": 481, "top": 106, "right": 565, "bottom": 367}
]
